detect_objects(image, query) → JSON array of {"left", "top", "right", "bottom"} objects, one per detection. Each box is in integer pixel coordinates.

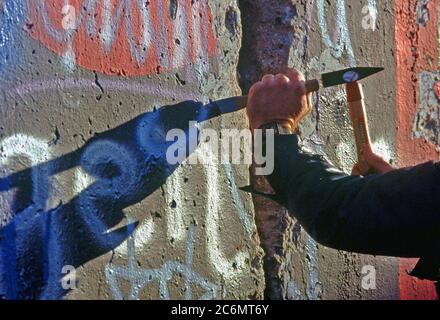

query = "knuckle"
[
  {"left": 274, "top": 74, "right": 290, "bottom": 84},
  {"left": 288, "top": 68, "right": 300, "bottom": 75},
  {"left": 289, "top": 69, "right": 305, "bottom": 81},
  {"left": 262, "top": 74, "right": 274, "bottom": 82},
  {"left": 248, "top": 82, "right": 264, "bottom": 96},
  {"left": 292, "top": 81, "right": 304, "bottom": 92}
]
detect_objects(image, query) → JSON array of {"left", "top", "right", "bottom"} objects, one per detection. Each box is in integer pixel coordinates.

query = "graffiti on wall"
[
  {"left": 106, "top": 223, "right": 218, "bottom": 300},
  {"left": 287, "top": 0, "right": 395, "bottom": 300},
  {"left": 413, "top": 2, "right": 440, "bottom": 150},
  {"left": 0, "top": 0, "right": 259, "bottom": 300},
  {"left": 3, "top": 0, "right": 436, "bottom": 301},
  {"left": 0, "top": 101, "right": 256, "bottom": 299},
  {"left": 413, "top": 71, "right": 440, "bottom": 148},
  {"left": 396, "top": 0, "right": 439, "bottom": 300},
  {"left": 316, "top": 0, "right": 356, "bottom": 67},
  {"left": 27, "top": 0, "right": 217, "bottom": 75},
  {"left": 0, "top": 104, "right": 253, "bottom": 299}
]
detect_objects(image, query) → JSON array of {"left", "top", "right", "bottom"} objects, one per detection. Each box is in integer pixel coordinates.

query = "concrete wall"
[
  {"left": 0, "top": 0, "right": 265, "bottom": 300},
  {"left": 0, "top": 0, "right": 438, "bottom": 299},
  {"left": 396, "top": 0, "right": 439, "bottom": 299},
  {"left": 238, "top": 0, "right": 400, "bottom": 300}
]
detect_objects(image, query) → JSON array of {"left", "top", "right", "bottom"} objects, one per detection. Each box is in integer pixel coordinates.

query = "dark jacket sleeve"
[{"left": 268, "top": 135, "right": 440, "bottom": 264}]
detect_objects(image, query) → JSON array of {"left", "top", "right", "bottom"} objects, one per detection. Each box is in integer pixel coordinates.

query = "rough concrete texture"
[
  {"left": 238, "top": 0, "right": 401, "bottom": 300},
  {"left": 396, "top": 0, "right": 439, "bottom": 299},
  {"left": 0, "top": 0, "right": 438, "bottom": 300},
  {"left": 0, "top": 0, "right": 264, "bottom": 300}
]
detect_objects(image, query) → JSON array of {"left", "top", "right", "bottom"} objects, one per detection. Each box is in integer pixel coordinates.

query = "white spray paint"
[
  {"left": 75, "top": 140, "right": 139, "bottom": 247},
  {"left": 200, "top": 142, "right": 249, "bottom": 282},
  {"left": 362, "top": 0, "right": 378, "bottom": 31},
  {"left": 0, "top": 134, "right": 52, "bottom": 223},
  {"left": 191, "top": 0, "right": 209, "bottom": 85},
  {"left": 223, "top": 161, "right": 253, "bottom": 236},
  {"left": 101, "top": 0, "right": 125, "bottom": 53},
  {"left": 336, "top": 139, "right": 394, "bottom": 174},
  {"left": 0, "top": 134, "right": 60, "bottom": 299},
  {"left": 172, "top": 0, "right": 190, "bottom": 69},
  {"left": 106, "top": 223, "right": 218, "bottom": 300},
  {"left": 38, "top": 0, "right": 192, "bottom": 69},
  {"left": 109, "top": 211, "right": 155, "bottom": 256},
  {"left": 316, "top": 0, "right": 356, "bottom": 67},
  {"left": 372, "top": 138, "right": 394, "bottom": 163},
  {"left": 61, "top": 1, "right": 77, "bottom": 72},
  {"left": 165, "top": 169, "right": 186, "bottom": 243},
  {"left": 124, "top": 0, "right": 153, "bottom": 65}
]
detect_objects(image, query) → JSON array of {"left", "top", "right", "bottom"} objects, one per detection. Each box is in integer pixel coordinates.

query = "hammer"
[{"left": 205, "top": 67, "right": 384, "bottom": 175}]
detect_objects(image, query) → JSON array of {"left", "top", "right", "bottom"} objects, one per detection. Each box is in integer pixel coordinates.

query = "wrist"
[{"left": 258, "top": 120, "right": 296, "bottom": 134}]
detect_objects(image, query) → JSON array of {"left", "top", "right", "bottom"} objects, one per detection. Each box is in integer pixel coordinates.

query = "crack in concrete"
[{"left": 237, "top": 0, "right": 299, "bottom": 300}]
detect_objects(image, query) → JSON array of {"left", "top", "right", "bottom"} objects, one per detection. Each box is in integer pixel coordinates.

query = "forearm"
[{"left": 268, "top": 134, "right": 440, "bottom": 258}]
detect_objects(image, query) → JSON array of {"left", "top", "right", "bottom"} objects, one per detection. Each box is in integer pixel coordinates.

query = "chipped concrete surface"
[
  {"left": 0, "top": 0, "right": 438, "bottom": 300},
  {"left": 413, "top": 71, "right": 440, "bottom": 149},
  {"left": 0, "top": 0, "right": 264, "bottom": 300},
  {"left": 396, "top": 0, "right": 439, "bottom": 299},
  {"left": 238, "top": 0, "right": 401, "bottom": 300}
]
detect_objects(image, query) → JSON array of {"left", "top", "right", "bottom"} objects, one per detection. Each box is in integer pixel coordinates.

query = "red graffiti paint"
[
  {"left": 395, "top": 0, "right": 438, "bottom": 300},
  {"left": 26, "top": 0, "right": 217, "bottom": 76},
  {"left": 433, "top": 82, "right": 440, "bottom": 101}
]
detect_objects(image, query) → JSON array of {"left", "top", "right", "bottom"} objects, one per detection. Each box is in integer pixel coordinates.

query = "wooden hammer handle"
[
  {"left": 346, "top": 82, "right": 373, "bottom": 175},
  {"left": 305, "top": 79, "right": 320, "bottom": 93}
]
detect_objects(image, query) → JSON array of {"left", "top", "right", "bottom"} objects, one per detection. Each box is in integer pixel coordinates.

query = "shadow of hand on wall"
[{"left": 0, "top": 100, "right": 215, "bottom": 299}]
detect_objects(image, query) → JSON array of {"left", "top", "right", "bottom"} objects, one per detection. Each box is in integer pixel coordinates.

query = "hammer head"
[{"left": 321, "top": 67, "right": 384, "bottom": 88}]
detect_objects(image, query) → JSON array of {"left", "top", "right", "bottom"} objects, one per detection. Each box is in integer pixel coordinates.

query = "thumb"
[
  {"left": 351, "top": 163, "right": 362, "bottom": 176},
  {"left": 365, "top": 152, "right": 395, "bottom": 174}
]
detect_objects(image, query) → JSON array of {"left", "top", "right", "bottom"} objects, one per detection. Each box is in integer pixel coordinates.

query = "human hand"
[
  {"left": 351, "top": 148, "right": 396, "bottom": 176},
  {"left": 246, "top": 68, "right": 313, "bottom": 131}
]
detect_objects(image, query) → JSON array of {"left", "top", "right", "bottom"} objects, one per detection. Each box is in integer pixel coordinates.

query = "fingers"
[
  {"left": 260, "top": 69, "right": 305, "bottom": 83},
  {"left": 247, "top": 68, "right": 311, "bottom": 131},
  {"left": 262, "top": 74, "right": 275, "bottom": 83},
  {"left": 286, "top": 69, "right": 307, "bottom": 97},
  {"left": 286, "top": 68, "right": 305, "bottom": 82},
  {"left": 351, "top": 164, "right": 361, "bottom": 176},
  {"left": 250, "top": 69, "right": 304, "bottom": 96},
  {"left": 261, "top": 73, "right": 290, "bottom": 85},
  {"left": 351, "top": 151, "right": 396, "bottom": 176},
  {"left": 363, "top": 148, "right": 396, "bottom": 174},
  {"left": 274, "top": 74, "right": 290, "bottom": 86},
  {"left": 249, "top": 80, "right": 264, "bottom": 96},
  {"left": 305, "top": 92, "right": 313, "bottom": 112},
  {"left": 369, "top": 155, "right": 395, "bottom": 174},
  {"left": 260, "top": 69, "right": 305, "bottom": 85}
]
